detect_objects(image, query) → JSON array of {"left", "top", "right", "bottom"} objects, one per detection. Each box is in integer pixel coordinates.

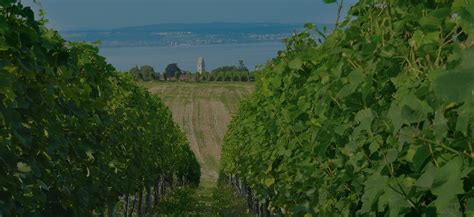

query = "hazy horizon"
[{"left": 61, "top": 22, "right": 310, "bottom": 32}]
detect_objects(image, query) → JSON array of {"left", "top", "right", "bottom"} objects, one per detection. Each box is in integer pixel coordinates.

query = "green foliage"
[
  {"left": 129, "top": 65, "right": 156, "bottom": 81},
  {"left": 153, "top": 183, "right": 249, "bottom": 216},
  {"left": 154, "top": 187, "right": 199, "bottom": 215},
  {"left": 140, "top": 65, "right": 156, "bottom": 81},
  {"left": 0, "top": 1, "right": 200, "bottom": 216},
  {"left": 210, "top": 182, "right": 250, "bottom": 217},
  {"left": 222, "top": 0, "right": 474, "bottom": 216},
  {"left": 199, "top": 61, "right": 254, "bottom": 82},
  {"left": 200, "top": 70, "right": 255, "bottom": 82}
]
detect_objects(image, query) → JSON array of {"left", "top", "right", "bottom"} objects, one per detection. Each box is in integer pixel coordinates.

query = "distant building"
[{"left": 197, "top": 57, "right": 205, "bottom": 74}]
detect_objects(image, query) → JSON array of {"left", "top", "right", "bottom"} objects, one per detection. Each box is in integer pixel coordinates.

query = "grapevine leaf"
[
  {"left": 378, "top": 186, "right": 408, "bottom": 217},
  {"left": 411, "top": 146, "right": 430, "bottom": 173},
  {"left": 455, "top": 102, "right": 474, "bottom": 136},
  {"left": 432, "top": 69, "right": 474, "bottom": 103},
  {"left": 398, "top": 126, "right": 419, "bottom": 148},
  {"left": 348, "top": 69, "right": 365, "bottom": 86},
  {"left": 369, "top": 140, "right": 380, "bottom": 155},
  {"left": 17, "top": 162, "right": 31, "bottom": 173},
  {"left": 388, "top": 103, "right": 403, "bottom": 131},
  {"left": 453, "top": 1, "right": 474, "bottom": 23},
  {"left": 432, "top": 48, "right": 474, "bottom": 103},
  {"left": 432, "top": 109, "right": 448, "bottom": 141},
  {"left": 415, "top": 164, "right": 435, "bottom": 189},
  {"left": 458, "top": 47, "right": 474, "bottom": 71},
  {"left": 264, "top": 177, "right": 275, "bottom": 187},
  {"left": 430, "top": 7, "right": 450, "bottom": 19},
  {"left": 386, "top": 149, "right": 398, "bottom": 163},
  {"left": 339, "top": 69, "right": 366, "bottom": 98},
  {"left": 13, "top": 130, "right": 32, "bottom": 147},
  {"left": 37, "top": 180, "right": 49, "bottom": 190},
  {"left": 431, "top": 158, "right": 464, "bottom": 212},
  {"left": 402, "top": 93, "right": 434, "bottom": 118},
  {"left": 361, "top": 173, "right": 388, "bottom": 213},
  {"left": 289, "top": 58, "right": 303, "bottom": 70},
  {"left": 419, "top": 16, "right": 441, "bottom": 29},
  {"left": 466, "top": 198, "right": 474, "bottom": 217},
  {"left": 352, "top": 108, "right": 374, "bottom": 137}
]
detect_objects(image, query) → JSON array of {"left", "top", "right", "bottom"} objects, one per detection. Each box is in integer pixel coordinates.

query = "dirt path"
[{"left": 144, "top": 82, "right": 254, "bottom": 182}]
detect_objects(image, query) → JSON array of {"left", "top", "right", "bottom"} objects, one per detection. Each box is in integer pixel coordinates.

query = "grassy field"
[{"left": 143, "top": 81, "right": 255, "bottom": 182}]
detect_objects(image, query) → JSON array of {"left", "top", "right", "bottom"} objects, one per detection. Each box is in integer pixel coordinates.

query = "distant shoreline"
[
  {"left": 95, "top": 39, "right": 286, "bottom": 49},
  {"left": 62, "top": 22, "right": 333, "bottom": 49},
  {"left": 60, "top": 22, "right": 328, "bottom": 33}
]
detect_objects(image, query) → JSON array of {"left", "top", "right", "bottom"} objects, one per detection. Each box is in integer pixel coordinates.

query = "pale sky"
[{"left": 24, "top": 0, "right": 357, "bottom": 31}]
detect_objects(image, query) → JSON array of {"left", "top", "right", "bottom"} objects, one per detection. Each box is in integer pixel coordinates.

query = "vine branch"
[{"left": 336, "top": 0, "right": 344, "bottom": 27}]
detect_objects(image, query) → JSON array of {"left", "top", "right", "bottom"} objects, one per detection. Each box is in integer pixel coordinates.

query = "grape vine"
[
  {"left": 222, "top": 0, "right": 473, "bottom": 216},
  {"left": 0, "top": 1, "right": 200, "bottom": 216}
]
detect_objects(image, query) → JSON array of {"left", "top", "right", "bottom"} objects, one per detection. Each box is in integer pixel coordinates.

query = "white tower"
[{"left": 197, "top": 57, "right": 205, "bottom": 74}]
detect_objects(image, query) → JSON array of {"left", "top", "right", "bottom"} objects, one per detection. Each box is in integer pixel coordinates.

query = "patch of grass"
[
  {"left": 203, "top": 154, "right": 219, "bottom": 171},
  {"left": 153, "top": 186, "right": 207, "bottom": 216},
  {"left": 208, "top": 182, "right": 250, "bottom": 217},
  {"left": 152, "top": 182, "right": 250, "bottom": 217}
]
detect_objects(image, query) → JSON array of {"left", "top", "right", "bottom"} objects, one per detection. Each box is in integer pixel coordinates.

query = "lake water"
[{"left": 99, "top": 42, "right": 285, "bottom": 72}]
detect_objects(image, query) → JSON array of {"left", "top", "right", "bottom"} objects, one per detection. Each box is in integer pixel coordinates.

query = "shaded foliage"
[
  {"left": 129, "top": 65, "right": 156, "bottom": 81},
  {"left": 0, "top": 1, "right": 200, "bottom": 216},
  {"left": 222, "top": 0, "right": 474, "bottom": 216}
]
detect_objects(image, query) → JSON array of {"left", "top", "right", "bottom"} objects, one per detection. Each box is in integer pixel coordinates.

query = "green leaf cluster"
[
  {"left": 130, "top": 65, "right": 156, "bottom": 81},
  {"left": 222, "top": 0, "right": 474, "bottom": 216},
  {"left": 0, "top": 1, "right": 200, "bottom": 216}
]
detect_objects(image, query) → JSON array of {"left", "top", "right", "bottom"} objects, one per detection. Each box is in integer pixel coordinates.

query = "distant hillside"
[{"left": 61, "top": 23, "right": 331, "bottom": 48}]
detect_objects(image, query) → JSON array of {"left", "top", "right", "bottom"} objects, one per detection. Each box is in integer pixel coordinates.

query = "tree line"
[{"left": 129, "top": 61, "right": 257, "bottom": 82}]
